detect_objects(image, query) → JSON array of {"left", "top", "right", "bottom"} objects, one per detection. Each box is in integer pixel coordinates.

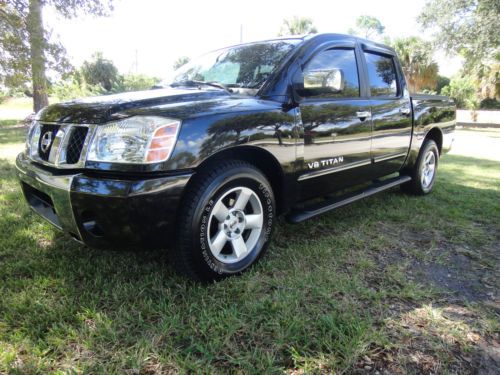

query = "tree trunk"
[{"left": 27, "top": 0, "right": 49, "bottom": 112}]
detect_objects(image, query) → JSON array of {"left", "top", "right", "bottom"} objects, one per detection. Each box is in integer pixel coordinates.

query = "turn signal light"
[{"left": 146, "top": 122, "right": 180, "bottom": 162}]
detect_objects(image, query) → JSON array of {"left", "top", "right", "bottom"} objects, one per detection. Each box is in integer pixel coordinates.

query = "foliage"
[
  {"left": 116, "top": 73, "right": 161, "bottom": 92},
  {"left": 418, "top": 0, "right": 499, "bottom": 69},
  {"left": 279, "top": 16, "right": 317, "bottom": 36},
  {"left": 479, "top": 98, "right": 500, "bottom": 109},
  {"left": 441, "top": 76, "right": 477, "bottom": 109},
  {"left": 0, "top": 89, "right": 8, "bottom": 104},
  {"left": 0, "top": 0, "right": 114, "bottom": 111},
  {"left": 436, "top": 75, "right": 451, "bottom": 94},
  {"left": 173, "top": 56, "right": 190, "bottom": 70},
  {"left": 53, "top": 71, "right": 161, "bottom": 100},
  {"left": 81, "top": 52, "right": 119, "bottom": 92},
  {"left": 391, "top": 36, "right": 438, "bottom": 93},
  {"left": 51, "top": 72, "right": 98, "bottom": 100},
  {"left": 347, "top": 15, "right": 385, "bottom": 40},
  {"left": 475, "top": 61, "right": 500, "bottom": 101}
]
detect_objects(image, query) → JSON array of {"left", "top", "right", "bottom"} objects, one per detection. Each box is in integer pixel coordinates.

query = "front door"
[{"left": 296, "top": 47, "right": 373, "bottom": 199}]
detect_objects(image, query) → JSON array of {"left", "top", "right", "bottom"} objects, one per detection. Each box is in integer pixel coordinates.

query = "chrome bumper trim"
[{"left": 15, "top": 153, "right": 82, "bottom": 239}]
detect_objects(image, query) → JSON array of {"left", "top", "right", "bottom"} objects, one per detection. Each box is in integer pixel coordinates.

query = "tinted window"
[
  {"left": 364, "top": 52, "right": 398, "bottom": 97},
  {"left": 304, "top": 48, "right": 360, "bottom": 98},
  {"left": 171, "top": 40, "right": 299, "bottom": 89}
]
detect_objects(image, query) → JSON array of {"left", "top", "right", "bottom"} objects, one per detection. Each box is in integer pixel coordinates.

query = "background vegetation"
[{"left": 0, "top": 0, "right": 498, "bottom": 112}]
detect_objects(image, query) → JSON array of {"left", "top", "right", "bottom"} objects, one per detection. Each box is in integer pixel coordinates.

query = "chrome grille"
[
  {"left": 38, "top": 124, "right": 60, "bottom": 161},
  {"left": 28, "top": 122, "right": 95, "bottom": 168},
  {"left": 66, "top": 127, "right": 89, "bottom": 164}
]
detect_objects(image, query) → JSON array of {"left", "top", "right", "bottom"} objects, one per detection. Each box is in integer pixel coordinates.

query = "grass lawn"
[
  {"left": 0, "top": 97, "right": 59, "bottom": 122},
  {"left": 0, "top": 126, "right": 498, "bottom": 374}
]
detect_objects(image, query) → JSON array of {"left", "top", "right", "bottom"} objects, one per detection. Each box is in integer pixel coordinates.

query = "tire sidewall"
[
  {"left": 189, "top": 166, "right": 275, "bottom": 277},
  {"left": 418, "top": 141, "right": 439, "bottom": 194}
]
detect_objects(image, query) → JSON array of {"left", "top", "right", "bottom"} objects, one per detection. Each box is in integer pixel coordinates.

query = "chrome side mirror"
[{"left": 303, "top": 69, "right": 345, "bottom": 93}]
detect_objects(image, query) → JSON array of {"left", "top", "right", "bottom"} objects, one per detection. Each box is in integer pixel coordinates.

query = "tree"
[
  {"left": 0, "top": 0, "right": 114, "bottom": 112},
  {"left": 348, "top": 15, "right": 385, "bottom": 39},
  {"left": 391, "top": 36, "right": 439, "bottom": 93},
  {"left": 279, "top": 16, "right": 317, "bottom": 36},
  {"left": 173, "top": 56, "right": 190, "bottom": 70},
  {"left": 418, "top": 0, "right": 499, "bottom": 69},
  {"left": 81, "top": 52, "right": 119, "bottom": 91},
  {"left": 436, "top": 75, "right": 451, "bottom": 94}
]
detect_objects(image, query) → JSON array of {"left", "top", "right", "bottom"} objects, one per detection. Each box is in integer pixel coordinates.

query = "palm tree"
[
  {"left": 279, "top": 16, "right": 317, "bottom": 36},
  {"left": 391, "top": 37, "right": 438, "bottom": 93}
]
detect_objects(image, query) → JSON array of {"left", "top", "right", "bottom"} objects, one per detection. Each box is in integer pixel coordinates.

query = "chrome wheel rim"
[
  {"left": 421, "top": 151, "right": 436, "bottom": 188},
  {"left": 207, "top": 186, "right": 263, "bottom": 264}
]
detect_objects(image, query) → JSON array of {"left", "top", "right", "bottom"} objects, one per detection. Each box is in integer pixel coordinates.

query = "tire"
[
  {"left": 401, "top": 139, "right": 439, "bottom": 195},
  {"left": 173, "top": 160, "right": 275, "bottom": 281}
]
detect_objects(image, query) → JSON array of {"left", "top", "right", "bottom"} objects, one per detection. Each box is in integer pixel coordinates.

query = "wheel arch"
[
  {"left": 424, "top": 127, "right": 443, "bottom": 154},
  {"left": 191, "top": 145, "right": 289, "bottom": 215}
]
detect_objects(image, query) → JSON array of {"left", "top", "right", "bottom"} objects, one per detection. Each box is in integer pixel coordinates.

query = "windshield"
[{"left": 169, "top": 39, "right": 300, "bottom": 92}]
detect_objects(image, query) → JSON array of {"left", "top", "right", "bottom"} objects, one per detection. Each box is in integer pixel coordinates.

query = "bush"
[
  {"left": 480, "top": 98, "right": 500, "bottom": 109},
  {"left": 0, "top": 90, "right": 8, "bottom": 104},
  {"left": 52, "top": 77, "right": 99, "bottom": 101},
  {"left": 441, "top": 76, "right": 477, "bottom": 109},
  {"left": 436, "top": 75, "right": 450, "bottom": 94},
  {"left": 110, "top": 74, "right": 161, "bottom": 93}
]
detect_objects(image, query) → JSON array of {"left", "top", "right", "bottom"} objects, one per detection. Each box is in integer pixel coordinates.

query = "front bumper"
[{"left": 16, "top": 153, "right": 192, "bottom": 249}]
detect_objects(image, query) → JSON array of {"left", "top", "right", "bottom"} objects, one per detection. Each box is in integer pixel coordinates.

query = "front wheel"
[
  {"left": 173, "top": 160, "right": 275, "bottom": 281},
  {"left": 401, "top": 139, "right": 439, "bottom": 195}
]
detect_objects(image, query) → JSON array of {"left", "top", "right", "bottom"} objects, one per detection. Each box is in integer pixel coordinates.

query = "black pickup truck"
[{"left": 17, "top": 33, "right": 455, "bottom": 280}]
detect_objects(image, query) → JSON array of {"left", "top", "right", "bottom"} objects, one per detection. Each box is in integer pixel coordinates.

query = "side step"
[{"left": 287, "top": 175, "right": 412, "bottom": 223}]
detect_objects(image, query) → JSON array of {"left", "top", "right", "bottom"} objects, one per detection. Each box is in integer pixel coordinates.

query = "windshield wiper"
[{"left": 171, "top": 80, "right": 233, "bottom": 93}]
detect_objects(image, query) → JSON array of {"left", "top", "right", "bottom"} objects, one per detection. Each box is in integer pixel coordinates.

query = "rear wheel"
[
  {"left": 401, "top": 139, "right": 439, "bottom": 195},
  {"left": 173, "top": 160, "right": 275, "bottom": 281}
]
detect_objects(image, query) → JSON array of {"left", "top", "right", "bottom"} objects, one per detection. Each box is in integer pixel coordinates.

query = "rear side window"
[
  {"left": 364, "top": 52, "right": 398, "bottom": 97},
  {"left": 304, "top": 48, "right": 360, "bottom": 98}
]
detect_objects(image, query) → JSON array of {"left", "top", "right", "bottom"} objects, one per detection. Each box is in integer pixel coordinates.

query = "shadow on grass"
[{"left": 0, "top": 154, "right": 498, "bottom": 373}]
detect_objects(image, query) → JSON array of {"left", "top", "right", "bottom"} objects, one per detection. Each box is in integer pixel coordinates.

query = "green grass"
[
  {"left": 0, "top": 127, "right": 498, "bottom": 374},
  {"left": 0, "top": 120, "right": 20, "bottom": 127},
  {"left": 0, "top": 97, "right": 33, "bottom": 110}
]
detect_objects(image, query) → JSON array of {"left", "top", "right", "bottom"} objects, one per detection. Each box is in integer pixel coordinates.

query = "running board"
[{"left": 287, "top": 175, "right": 412, "bottom": 223}]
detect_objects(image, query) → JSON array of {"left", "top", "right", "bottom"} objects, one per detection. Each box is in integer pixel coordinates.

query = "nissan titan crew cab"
[{"left": 17, "top": 34, "right": 455, "bottom": 281}]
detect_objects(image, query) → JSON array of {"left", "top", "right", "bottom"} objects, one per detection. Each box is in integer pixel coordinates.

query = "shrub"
[
  {"left": 0, "top": 90, "right": 8, "bottom": 104},
  {"left": 52, "top": 77, "right": 99, "bottom": 101},
  {"left": 480, "top": 98, "right": 500, "bottom": 109},
  {"left": 441, "top": 76, "right": 476, "bottom": 109},
  {"left": 110, "top": 74, "right": 161, "bottom": 93}
]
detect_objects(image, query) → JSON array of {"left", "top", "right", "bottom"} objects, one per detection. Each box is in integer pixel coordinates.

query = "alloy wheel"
[{"left": 207, "top": 186, "right": 263, "bottom": 264}]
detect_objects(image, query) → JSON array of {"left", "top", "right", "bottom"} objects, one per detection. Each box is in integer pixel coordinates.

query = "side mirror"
[{"left": 295, "top": 69, "right": 345, "bottom": 96}]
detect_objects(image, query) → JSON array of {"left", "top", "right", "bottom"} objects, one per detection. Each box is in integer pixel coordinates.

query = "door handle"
[
  {"left": 400, "top": 107, "right": 411, "bottom": 116},
  {"left": 356, "top": 111, "right": 371, "bottom": 121}
]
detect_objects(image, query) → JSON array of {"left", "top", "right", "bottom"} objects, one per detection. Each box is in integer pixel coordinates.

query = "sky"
[{"left": 43, "top": 0, "right": 462, "bottom": 79}]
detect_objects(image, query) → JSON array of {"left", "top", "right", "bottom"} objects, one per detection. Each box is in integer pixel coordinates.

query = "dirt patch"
[
  {"left": 374, "top": 222, "right": 499, "bottom": 305},
  {"left": 355, "top": 221, "right": 500, "bottom": 374}
]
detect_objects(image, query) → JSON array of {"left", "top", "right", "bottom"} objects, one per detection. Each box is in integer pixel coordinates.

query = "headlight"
[
  {"left": 87, "top": 116, "right": 181, "bottom": 164},
  {"left": 26, "top": 121, "right": 41, "bottom": 157}
]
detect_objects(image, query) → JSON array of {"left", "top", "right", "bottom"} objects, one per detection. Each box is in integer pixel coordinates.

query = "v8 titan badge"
[{"left": 308, "top": 156, "right": 344, "bottom": 170}]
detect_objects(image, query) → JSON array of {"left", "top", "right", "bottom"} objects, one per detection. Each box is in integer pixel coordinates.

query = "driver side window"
[{"left": 304, "top": 48, "right": 360, "bottom": 98}]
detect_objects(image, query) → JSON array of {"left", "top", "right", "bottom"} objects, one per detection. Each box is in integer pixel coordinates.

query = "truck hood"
[{"left": 37, "top": 87, "right": 279, "bottom": 124}]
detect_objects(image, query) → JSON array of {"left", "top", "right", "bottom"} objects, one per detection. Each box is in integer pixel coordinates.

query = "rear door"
[
  {"left": 297, "top": 46, "right": 373, "bottom": 198},
  {"left": 362, "top": 50, "right": 412, "bottom": 176}
]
